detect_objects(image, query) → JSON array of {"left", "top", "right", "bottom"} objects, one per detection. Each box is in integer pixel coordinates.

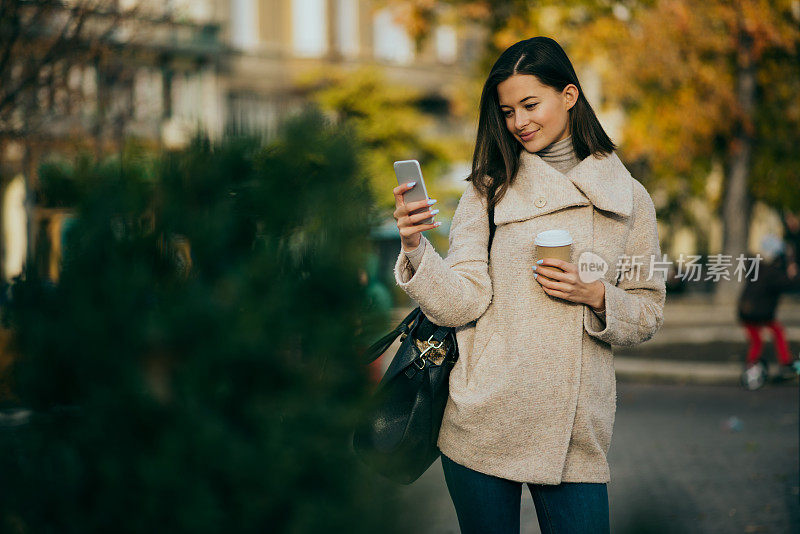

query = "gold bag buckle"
[{"left": 413, "top": 335, "right": 445, "bottom": 369}]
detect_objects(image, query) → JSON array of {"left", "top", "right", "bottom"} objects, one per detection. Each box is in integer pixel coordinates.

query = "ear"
[{"left": 563, "top": 84, "right": 579, "bottom": 111}]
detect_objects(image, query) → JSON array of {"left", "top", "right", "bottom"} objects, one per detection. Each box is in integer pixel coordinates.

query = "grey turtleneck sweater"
[
  {"left": 535, "top": 134, "right": 580, "bottom": 175},
  {"left": 402, "top": 135, "right": 581, "bottom": 268}
]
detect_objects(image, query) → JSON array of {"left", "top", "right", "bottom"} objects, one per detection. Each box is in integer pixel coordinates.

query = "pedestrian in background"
[{"left": 738, "top": 234, "right": 800, "bottom": 390}]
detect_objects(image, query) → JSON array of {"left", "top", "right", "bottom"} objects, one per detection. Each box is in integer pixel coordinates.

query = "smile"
[{"left": 519, "top": 130, "right": 539, "bottom": 141}]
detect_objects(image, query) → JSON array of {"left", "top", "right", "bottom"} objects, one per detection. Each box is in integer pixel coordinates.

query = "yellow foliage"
[{"left": 295, "top": 66, "right": 459, "bottom": 210}]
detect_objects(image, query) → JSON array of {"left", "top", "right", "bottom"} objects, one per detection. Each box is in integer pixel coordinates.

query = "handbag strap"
[
  {"left": 362, "top": 307, "right": 420, "bottom": 364},
  {"left": 429, "top": 325, "right": 450, "bottom": 343}
]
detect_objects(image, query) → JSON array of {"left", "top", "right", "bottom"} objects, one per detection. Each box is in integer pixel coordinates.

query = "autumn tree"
[
  {"left": 389, "top": 0, "right": 800, "bottom": 301},
  {"left": 568, "top": 0, "right": 800, "bottom": 301},
  {"left": 0, "top": 0, "right": 139, "bottom": 149}
]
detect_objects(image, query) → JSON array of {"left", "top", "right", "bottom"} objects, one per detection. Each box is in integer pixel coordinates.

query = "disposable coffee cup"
[{"left": 534, "top": 230, "right": 573, "bottom": 272}]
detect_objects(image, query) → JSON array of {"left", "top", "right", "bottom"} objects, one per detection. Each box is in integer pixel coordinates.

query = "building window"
[
  {"left": 336, "top": 0, "right": 359, "bottom": 58},
  {"left": 2, "top": 175, "right": 27, "bottom": 281},
  {"left": 373, "top": 8, "right": 413, "bottom": 64},
  {"left": 435, "top": 25, "right": 457, "bottom": 64},
  {"left": 292, "top": 0, "right": 328, "bottom": 57},
  {"left": 231, "top": 0, "right": 258, "bottom": 50},
  {"left": 227, "top": 93, "right": 282, "bottom": 139},
  {"left": 134, "top": 69, "right": 163, "bottom": 122}
]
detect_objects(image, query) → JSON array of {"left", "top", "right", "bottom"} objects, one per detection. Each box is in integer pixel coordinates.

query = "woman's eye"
[{"left": 503, "top": 104, "right": 536, "bottom": 117}]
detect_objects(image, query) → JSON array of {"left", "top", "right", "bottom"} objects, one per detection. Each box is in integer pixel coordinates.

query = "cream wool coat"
[{"left": 394, "top": 148, "right": 666, "bottom": 484}]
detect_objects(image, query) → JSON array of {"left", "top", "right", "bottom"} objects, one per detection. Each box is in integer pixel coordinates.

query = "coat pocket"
[
  {"left": 471, "top": 331, "right": 497, "bottom": 367},
  {"left": 466, "top": 331, "right": 505, "bottom": 391}
]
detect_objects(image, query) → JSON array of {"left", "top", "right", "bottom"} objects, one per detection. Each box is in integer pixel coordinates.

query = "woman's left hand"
[{"left": 532, "top": 259, "right": 605, "bottom": 311}]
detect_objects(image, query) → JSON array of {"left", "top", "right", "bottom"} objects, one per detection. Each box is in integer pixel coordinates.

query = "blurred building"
[
  {"left": 220, "top": 0, "right": 484, "bottom": 139},
  {"left": 0, "top": 0, "right": 486, "bottom": 283},
  {"left": 0, "top": 0, "right": 226, "bottom": 282}
]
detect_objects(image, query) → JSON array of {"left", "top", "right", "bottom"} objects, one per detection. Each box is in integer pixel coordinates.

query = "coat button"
[{"left": 535, "top": 197, "right": 547, "bottom": 208}]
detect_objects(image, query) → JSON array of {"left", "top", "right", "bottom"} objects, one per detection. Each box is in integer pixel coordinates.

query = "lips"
[{"left": 519, "top": 130, "right": 538, "bottom": 141}]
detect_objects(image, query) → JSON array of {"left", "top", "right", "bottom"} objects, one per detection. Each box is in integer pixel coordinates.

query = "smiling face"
[{"left": 496, "top": 74, "right": 578, "bottom": 153}]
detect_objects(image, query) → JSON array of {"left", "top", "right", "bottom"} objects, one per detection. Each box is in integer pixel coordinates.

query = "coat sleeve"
[
  {"left": 394, "top": 182, "right": 493, "bottom": 328},
  {"left": 584, "top": 179, "right": 666, "bottom": 347}
]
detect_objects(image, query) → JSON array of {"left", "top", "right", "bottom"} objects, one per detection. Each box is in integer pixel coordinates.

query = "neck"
[{"left": 534, "top": 135, "right": 580, "bottom": 174}]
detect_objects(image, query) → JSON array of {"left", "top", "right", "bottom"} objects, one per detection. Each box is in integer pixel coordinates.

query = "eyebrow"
[{"left": 499, "top": 96, "right": 538, "bottom": 108}]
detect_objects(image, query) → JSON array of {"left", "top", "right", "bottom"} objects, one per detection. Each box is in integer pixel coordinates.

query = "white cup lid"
[{"left": 534, "top": 229, "right": 573, "bottom": 247}]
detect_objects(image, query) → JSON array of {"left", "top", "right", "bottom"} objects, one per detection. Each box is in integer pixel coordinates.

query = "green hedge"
[{"left": 0, "top": 107, "right": 406, "bottom": 533}]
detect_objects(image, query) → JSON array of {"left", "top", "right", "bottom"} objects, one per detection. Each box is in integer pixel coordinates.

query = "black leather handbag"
[{"left": 352, "top": 204, "right": 495, "bottom": 485}]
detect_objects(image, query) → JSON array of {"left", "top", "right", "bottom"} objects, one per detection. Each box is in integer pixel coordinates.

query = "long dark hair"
[{"left": 469, "top": 36, "right": 616, "bottom": 209}]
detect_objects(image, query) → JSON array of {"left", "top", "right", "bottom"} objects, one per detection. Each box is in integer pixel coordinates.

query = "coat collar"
[{"left": 493, "top": 149, "right": 634, "bottom": 225}]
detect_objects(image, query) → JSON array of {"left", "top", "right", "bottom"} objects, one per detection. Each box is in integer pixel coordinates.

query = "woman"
[{"left": 391, "top": 37, "right": 665, "bottom": 533}]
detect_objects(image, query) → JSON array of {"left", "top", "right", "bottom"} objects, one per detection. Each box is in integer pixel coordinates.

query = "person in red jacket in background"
[{"left": 738, "top": 234, "right": 800, "bottom": 390}]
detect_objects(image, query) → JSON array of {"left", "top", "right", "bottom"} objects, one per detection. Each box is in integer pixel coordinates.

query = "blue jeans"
[{"left": 440, "top": 453, "right": 610, "bottom": 534}]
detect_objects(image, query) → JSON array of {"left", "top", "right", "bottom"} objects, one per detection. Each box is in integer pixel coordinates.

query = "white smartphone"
[{"left": 394, "top": 159, "right": 434, "bottom": 225}]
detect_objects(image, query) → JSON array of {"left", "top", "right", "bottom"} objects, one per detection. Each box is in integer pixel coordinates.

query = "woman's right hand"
[{"left": 393, "top": 182, "right": 440, "bottom": 251}]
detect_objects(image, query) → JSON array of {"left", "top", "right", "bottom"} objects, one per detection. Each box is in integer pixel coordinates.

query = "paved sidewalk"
[
  {"left": 387, "top": 382, "right": 799, "bottom": 534},
  {"left": 616, "top": 294, "right": 800, "bottom": 384},
  {"left": 613, "top": 357, "right": 744, "bottom": 385},
  {"left": 645, "top": 294, "right": 800, "bottom": 346}
]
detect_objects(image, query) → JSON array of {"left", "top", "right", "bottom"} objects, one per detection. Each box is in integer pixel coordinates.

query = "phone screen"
[{"left": 394, "top": 160, "right": 433, "bottom": 225}]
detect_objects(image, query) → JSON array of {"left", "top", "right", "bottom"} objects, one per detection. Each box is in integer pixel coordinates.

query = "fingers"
[
  {"left": 398, "top": 220, "right": 440, "bottom": 238},
  {"left": 397, "top": 210, "right": 440, "bottom": 237},
  {"left": 532, "top": 265, "right": 574, "bottom": 283},
  {"left": 393, "top": 202, "right": 439, "bottom": 227},
  {"left": 408, "top": 207, "right": 439, "bottom": 224},
  {"left": 534, "top": 260, "right": 579, "bottom": 298},
  {"left": 392, "top": 181, "right": 415, "bottom": 208},
  {"left": 404, "top": 197, "right": 438, "bottom": 216},
  {"left": 536, "top": 258, "right": 575, "bottom": 272},
  {"left": 535, "top": 274, "right": 572, "bottom": 294},
  {"left": 393, "top": 183, "right": 442, "bottom": 240},
  {"left": 392, "top": 182, "right": 437, "bottom": 214}
]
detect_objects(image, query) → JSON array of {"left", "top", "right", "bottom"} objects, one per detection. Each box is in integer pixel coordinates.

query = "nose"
[{"left": 515, "top": 113, "right": 529, "bottom": 131}]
